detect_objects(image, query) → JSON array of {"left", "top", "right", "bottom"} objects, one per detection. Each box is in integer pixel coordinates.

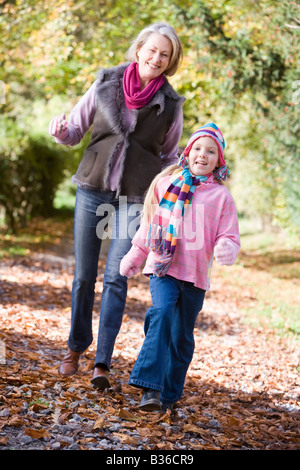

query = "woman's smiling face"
[
  {"left": 188, "top": 136, "right": 219, "bottom": 176},
  {"left": 137, "top": 32, "right": 172, "bottom": 88}
]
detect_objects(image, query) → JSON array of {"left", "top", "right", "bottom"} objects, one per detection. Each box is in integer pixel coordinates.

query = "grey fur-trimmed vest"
[{"left": 72, "top": 62, "right": 185, "bottom": 202}]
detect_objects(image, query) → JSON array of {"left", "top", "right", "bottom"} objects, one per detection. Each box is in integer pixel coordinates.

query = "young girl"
[{"left": 120, "top": 122, "right": 240, "bottom": 412}]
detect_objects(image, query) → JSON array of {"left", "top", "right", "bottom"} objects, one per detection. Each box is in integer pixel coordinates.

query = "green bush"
[{"left": 0, "top": 136, "right": 69, "bottom": 232}]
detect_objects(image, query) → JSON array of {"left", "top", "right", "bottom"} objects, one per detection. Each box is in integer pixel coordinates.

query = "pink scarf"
[{"left": 123, "top": 62, "right": 165, "bottom": 110}]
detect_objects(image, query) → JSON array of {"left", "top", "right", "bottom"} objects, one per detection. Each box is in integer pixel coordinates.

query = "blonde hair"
[
  {"left": 142, "top": 164, "right": 178, "bottom": 225},
  {"left": 126, "top": 23, "right": 183, "bottom": 77}
]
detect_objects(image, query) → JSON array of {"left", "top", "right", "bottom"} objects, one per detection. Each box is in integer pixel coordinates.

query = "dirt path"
[{"left": 0, "top": 240, "right": 299, "bottom": 451}]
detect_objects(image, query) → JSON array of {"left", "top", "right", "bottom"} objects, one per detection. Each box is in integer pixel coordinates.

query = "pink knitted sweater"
[{"left": 130, "top": 174, "right": 240, "bottom": 291}]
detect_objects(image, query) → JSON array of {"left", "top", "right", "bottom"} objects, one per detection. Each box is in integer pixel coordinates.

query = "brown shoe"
[
  {"left": 58, "top": 348, "right": 82, "bottom": 376},
  {"left": 91, "top": 366, "right": 111, "bottom": 390}
]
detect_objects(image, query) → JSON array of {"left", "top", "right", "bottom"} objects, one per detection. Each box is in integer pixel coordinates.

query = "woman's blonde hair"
[{"left": 126, "top": 23, "right": 183, "bottom": 77}]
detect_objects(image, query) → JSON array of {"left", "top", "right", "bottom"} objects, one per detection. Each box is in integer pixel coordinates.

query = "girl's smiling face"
[
  {"left": 137, "top": 32, "right": 172, "bottom": 88},
  {"left": 188, "top": 136, "right": 219, "bottom": 176}
]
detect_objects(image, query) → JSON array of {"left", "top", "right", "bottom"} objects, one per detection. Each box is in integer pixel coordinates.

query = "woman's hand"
[
  {"left": 49, "top": 113, "right": 69, "bottom": 138},
  {"left": 214, "top": 238, "right": 239, "bottom": 266}
]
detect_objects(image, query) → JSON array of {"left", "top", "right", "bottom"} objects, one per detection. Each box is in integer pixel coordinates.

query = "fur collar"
[{"left": 95, "top": 62, "right": 183, "bottom": 134}]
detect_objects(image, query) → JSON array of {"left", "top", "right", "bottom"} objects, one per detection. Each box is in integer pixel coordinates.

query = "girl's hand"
[
  {"left": 120, "top": 257, "right": 140, "bottom": 278},
  {"left": 214, "top": 238, "right": 239, "bottom": 266},
  {"left": 49, "top": 113, "right": 69, "bottom": 138},
  {"left": 120, "top": 246, "right": 146, "bottom": 278}
]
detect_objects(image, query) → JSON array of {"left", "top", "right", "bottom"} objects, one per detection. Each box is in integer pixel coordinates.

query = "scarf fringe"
[
  {"left": 145, "top": 223, "right": 174, "bottom": 277},
  {"left": 146, "top": 223, "right": 168, "bottom": 253},
  {"left": 151, "top": 251, "right": 174, "bottom": 277}
]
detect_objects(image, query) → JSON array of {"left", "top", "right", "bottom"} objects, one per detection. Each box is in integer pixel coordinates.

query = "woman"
[{"left": 49, "top": 23, "right": 184, "bottom": 389}]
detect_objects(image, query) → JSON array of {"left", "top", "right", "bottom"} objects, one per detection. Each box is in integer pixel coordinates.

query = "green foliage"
[
  {"left": 0, "top": 0, "right": 299, "bottom": 237},
  {"left": 0, "top": 91, "right": 86, "bottom": 231},
  {"left": 176, "top": 0, "right": 300, "bottom": 236},
  {"left": 0, "top": 129, "right": 67, "bottom": 231}
]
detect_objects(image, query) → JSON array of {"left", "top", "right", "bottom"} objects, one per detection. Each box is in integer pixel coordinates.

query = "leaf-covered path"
[{"left": 0, "top": 232, "right": 299, "bottom": 451}]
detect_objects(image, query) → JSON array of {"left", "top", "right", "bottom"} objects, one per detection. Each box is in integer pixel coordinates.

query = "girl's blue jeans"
[
  {"left": 129, "top": 275, "right": 205, "bottom": 404},
  {"left": 68, "top": 187, "right": 140, "bottom": 369}
]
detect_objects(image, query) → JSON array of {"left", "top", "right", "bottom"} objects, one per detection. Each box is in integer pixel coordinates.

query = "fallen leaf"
[
  {"left": 113, "top": 433, "right": 139, "bottom": 446},
  {"left": 93, "top": 417, "right": 106, "bottom": 430},
  {"left": 228, "top": 416, "right": 242, "bottom": 427},
  {"left": 118, "top": 407, "right": 139, "bottom": 421},
  {"left": 7, "top": 416, "right": 25, "bottom": 428},
  {"left": 24, "top": 428, "right": 51, "bottom": 439},
  {"left": 0, "top": 437, "right": 9, "bottom": 445},
  {"left": 183, "top": 423, "right": 202, "bottom": 434}
]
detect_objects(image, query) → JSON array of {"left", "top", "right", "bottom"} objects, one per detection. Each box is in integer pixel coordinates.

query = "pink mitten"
[
  {"left": 49, "top": 113, "right": 69, "bottom": 139},
  {"left": 120, "top": 246, "right": 147, "bottom": 278},
  {"left": 214, "top": 238, "right": 239, "bottom": 266}
]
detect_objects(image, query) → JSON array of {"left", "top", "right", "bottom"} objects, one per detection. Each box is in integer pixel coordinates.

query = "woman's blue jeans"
[
  {"left": 129, "top": 275, "right": 205, "bottom": 404},
  {"left": 68, "top": 187, "right": 141, "bottom": 369}
]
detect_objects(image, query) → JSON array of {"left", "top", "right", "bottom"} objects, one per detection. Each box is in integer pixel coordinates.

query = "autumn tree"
[{"left": 0, "top": 0, "right": 299, "bottom": 236}]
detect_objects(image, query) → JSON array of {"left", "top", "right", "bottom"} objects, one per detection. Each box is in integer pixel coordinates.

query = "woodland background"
[
  {"left": 0, "top": 0, "right": 300, "bottom": 451},
  {"left": 0, "top": 0, "right": 299, "bottom": 237}
]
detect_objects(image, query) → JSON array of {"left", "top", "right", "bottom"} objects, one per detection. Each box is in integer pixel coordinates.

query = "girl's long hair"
[{"left": 142, "top": 164, "right": 178, "bottom": 225}]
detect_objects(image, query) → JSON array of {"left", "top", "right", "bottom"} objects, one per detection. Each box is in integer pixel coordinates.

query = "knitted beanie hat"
[{"left": 180, "top": 122, "right": 229, "bottom": 180}]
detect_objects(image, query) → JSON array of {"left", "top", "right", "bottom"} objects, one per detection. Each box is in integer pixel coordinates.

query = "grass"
[
  {"left": 248, "top": 301, "right": 300, "bottom": 336},
  {"left": 217, "top": 217, "right": 300, "bottom": 346}
]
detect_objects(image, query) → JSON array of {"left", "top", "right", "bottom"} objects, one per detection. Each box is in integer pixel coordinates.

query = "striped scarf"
[{"left": 146, "top": 167, "right": 208, "bottom": 276}]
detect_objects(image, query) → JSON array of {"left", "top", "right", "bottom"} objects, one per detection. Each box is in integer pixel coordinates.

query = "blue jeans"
[
  {"left": 129, "top": 275, "right": 205, "bottom": 404},
  {"left": 68, "top": 187, "right": 141, "bottom": 369}
]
